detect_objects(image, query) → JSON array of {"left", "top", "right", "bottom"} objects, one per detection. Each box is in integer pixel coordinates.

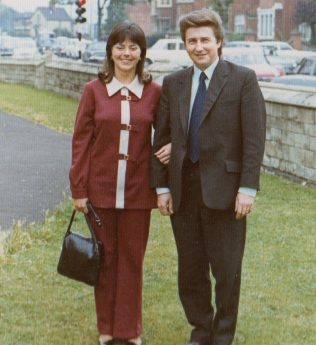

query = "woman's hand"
[
  {"left": 73, "top": 198, "right": 89, "bottom": 214},
  {"left": 155, "top": 143, "right": 171, "bottom": 165}
]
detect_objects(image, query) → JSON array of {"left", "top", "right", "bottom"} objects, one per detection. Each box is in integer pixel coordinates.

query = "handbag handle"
[{"left": 65, "top": 202, "right": 102, "bottom": 245}]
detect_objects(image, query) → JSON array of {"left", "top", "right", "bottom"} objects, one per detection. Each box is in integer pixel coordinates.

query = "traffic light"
[{"left": 75, "top": 0, "right": 87, "bottom": 24}]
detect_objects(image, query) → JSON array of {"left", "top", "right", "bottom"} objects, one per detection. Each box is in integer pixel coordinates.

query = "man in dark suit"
[{"left": 151, "top": 8, "right": 266, "bottom": 345}]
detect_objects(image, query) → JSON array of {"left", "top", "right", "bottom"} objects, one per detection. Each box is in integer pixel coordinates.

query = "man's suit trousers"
[
  {"left": 170, "top": 160, "right": 246, "bottom": 345},
  {"left": 88, "top": 208, "right": 151, "bottom": 339}
]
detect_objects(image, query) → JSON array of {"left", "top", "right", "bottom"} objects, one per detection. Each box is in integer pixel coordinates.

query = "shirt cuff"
[
  {"left": 238, "top": 187, "right": 257, "bottom": 197},
  {"left": 156, "top": 187, "right": 170, "bottom": 195}
]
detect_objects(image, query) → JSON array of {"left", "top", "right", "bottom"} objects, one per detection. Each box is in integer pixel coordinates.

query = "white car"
[
  {"left": 146, "top": 38, "right": 191, "bottom": 68},
  {"left": 12, "top": 38, "right": 41, "bottom": 59},
  {"left": 260, "top": 41, "right": 316, "bottom": 63},
  {"left": 64, "top": 38, "right": 91, "bottom": 59}
]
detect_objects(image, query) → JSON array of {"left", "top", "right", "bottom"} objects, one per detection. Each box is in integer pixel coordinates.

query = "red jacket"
[{"left": 70, "top": 78, "right": 161, "bottom": 209}]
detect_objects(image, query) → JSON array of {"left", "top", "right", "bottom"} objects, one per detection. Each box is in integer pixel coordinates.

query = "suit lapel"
[
  {"left": 200, "top": 59, "right": 229, "bottom": 126},
  {"left": 178, "top": 66, "right": 193, "bottom": 137}
]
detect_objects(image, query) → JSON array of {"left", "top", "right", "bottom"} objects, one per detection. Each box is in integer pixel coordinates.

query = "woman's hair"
[
  {"left": 98, "top": 21, "right": 151, "bottom": 84},
  {"left": 179, "top": 8, "right": 224, "bottom": 57}
]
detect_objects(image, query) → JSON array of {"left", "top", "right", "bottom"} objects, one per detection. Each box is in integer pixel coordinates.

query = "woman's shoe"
[{"left": 99, "top": 339, "right": 115, "bottom": 345}]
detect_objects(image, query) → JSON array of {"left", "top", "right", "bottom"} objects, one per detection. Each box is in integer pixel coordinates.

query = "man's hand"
[
  {"left": 155, "top": 143, "right": 171, "bottom": 165},
  {"left": 73, "top": 198, "right": 89, "bottom": 214},
  {"left": 157, "top": 192, "right": 174, "bottom": 216},
  {"left": 235, "top": 192, "right": 254, "bottom": 220}
]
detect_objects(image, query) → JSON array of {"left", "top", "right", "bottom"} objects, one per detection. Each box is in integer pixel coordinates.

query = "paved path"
[{"left": 0, "top": 111, "right": 71, "bottom": 231}]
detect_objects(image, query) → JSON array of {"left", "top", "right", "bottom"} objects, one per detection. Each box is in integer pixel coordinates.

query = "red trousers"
[{"left": 88, "top": 208, "right": 151, "bottom": 339}]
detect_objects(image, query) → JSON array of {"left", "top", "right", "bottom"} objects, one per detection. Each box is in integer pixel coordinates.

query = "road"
[{"left": 0, "top": 111, "right": 71, "bottom": 231}]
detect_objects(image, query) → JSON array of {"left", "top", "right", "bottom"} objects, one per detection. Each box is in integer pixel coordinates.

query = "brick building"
[
  {"left": 228, "top": 0, "right": 299, "bottom": 41},
  {"left": 126, "top": 0, "right": 210, "bottom": 36},
  {"left": 228, "top": 0, "right": 260, "bottom": 35},
  {"left": 125, "top": 0, "right": 152, "bottom": 35}
]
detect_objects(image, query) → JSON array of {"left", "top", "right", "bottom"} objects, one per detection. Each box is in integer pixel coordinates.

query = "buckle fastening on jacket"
[
  {"left": 118, "top": 153, "right": 130, "bottom": 161},
  {"left": 121, "top": 124, "right": 132, "bottom": 131}
]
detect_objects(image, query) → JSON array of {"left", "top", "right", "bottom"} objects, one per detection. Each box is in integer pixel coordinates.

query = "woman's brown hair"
[
  {"left": 179, "top": 8, "right": 224, "bottom": 57},
  {"left": 98, "top": 21, "right": 151, "bottom": 84}
]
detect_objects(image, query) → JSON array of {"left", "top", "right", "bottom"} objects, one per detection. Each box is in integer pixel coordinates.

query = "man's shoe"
[{"left": 188, "top": 342, "right": 210, "bottom": 345}]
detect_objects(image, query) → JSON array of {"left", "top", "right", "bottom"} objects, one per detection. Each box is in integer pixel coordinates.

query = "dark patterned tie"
[{"left": 188, "top": 72, "right": 207, "bottom": 163}]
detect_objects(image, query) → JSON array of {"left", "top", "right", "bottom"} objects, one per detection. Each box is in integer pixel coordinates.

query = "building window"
[
  {"left": 176, "top": 0, "right": 194, "bottom": 3},
  {"left": 299, "top": 23, "right": 312, "bottom": 43},
  {"left": 158, "top": 17, "right": 171, "bottom": 33},
  {"left": 156, "top": 0, "right": 172, "bottom": 8},
  {"left": 257, "top": 8, "right": 275, "bottom": 40},
  {"left": 234, "top": 14, "right": 245, "bottom": 34}
]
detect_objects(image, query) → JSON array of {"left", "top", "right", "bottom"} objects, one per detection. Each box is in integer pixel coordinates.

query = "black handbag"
[{"left": 57, "top": 203, "right": 103, "bottom": 286}]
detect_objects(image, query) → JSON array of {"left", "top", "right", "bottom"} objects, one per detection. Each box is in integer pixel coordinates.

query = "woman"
[{"left": 69, "top": 22, "right": 170, "bottom": 345}]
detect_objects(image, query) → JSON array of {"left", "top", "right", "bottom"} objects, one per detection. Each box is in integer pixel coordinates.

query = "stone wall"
[
  {"left": 0, "top": 54, "right": 98, "bottom": 99},
  {"left": 260, "top": 82, "right": 316, "bottom": 183},
  {"left": 0, "top": 57, "right": 315, "bottom": 183}
]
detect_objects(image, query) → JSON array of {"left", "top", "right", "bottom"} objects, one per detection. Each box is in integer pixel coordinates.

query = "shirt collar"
[
  {"left": 193, "top": 58, "right": 219, "bottom": 80},
  {"left": 106, "top": 76, "right": 144, "bottom": 98}
]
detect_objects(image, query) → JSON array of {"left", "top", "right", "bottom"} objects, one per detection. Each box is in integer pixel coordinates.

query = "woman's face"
[{"left": 111, "top": 38, "right": 141, "bottom": 76}]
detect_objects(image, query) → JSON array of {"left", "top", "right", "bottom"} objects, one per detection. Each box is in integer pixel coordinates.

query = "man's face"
[{"left": 185, "top": 26, "right": 221, "bottom": 70}]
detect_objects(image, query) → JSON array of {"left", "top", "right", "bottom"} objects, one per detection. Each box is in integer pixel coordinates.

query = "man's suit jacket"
[{"left": 151, "top": 59, "right": 266, "bottom": 212}]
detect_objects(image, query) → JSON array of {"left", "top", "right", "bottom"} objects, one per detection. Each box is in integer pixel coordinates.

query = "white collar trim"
[{"left": 106, "top": 76, "right": 144, "bottom": 98}]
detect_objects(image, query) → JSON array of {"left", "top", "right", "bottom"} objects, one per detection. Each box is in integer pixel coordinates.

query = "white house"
[{"left": 31, "top": 7, "right": 73, "bottom": 37}]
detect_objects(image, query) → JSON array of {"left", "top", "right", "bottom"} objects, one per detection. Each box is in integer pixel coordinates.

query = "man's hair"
[{"left": 179, "top": 8, "right": 224, "bottom": 56}]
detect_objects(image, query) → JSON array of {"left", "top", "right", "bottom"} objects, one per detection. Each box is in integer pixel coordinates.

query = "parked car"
[
  {"left": 0, "top": 35, "right": 15, "bottom": 56},
  {"left": 88, "top": 50, "right": 105, "bottom": 64},
  {"left": 224, "top": 40, "right": 263, "bottom": 48},
  {"left": 145, "top": 38, "right": 191, "bottom": 67},
  {"left": 82, "top": 41, "right": 105, "bottom": 63},
  {"left": 265, "top": 54, "right": 297, "bottom": 75},
  {"left": 63, "top": 38, "right": 91, "bottom": 59},
  {"left": 295, "top": 56, "right": 316, "bottom": 76},
  {"left": 0, "top": 46, "right": 13, "bottom": 56},
  {"left": 12, "top": 38, "right": 41, "bottom": 59},
  {"left": 271, "top": 56, "right": 316, "bottom": 88},
  {"left": 260, "top": 41, "right": 316, "bottom": 63},
  {"left": 52, "top": 36, "right": 70, "bottom": 57},
  {"left": 222, "top": 47, "right": 284, "bottom": 81}
]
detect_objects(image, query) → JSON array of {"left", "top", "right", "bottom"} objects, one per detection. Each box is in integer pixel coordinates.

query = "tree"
[
  {"left": 208, "top": 0, "right": 233, "bottom": 27},
  {"left": 295, "top": 0, "right": 316, "bottom": 45},
  {"left": 103, "top": 0, "right": 134, "bottom": 36}
]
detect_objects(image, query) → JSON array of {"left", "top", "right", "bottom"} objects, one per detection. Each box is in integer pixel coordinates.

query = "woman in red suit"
[{"left": 69, "top": 22, "right": 170, "bottom": 345}]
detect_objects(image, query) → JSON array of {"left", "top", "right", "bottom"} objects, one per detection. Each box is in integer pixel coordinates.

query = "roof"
[
  {"left": 36, "top": 7, "right": 72, "bottom": 22},
  {"left": 14, "top": 12, "right": 33, "bottom": 19}
]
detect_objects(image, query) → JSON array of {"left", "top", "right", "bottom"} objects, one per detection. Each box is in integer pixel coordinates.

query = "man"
[{"left": 151, "top": 8, "right": 266, "bottom": 345}]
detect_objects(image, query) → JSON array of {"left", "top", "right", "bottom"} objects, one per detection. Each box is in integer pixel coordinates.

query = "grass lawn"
[
  {"left": 0, "top": 82, "right": 77, "bottom": 134},
  {"left": 0, "top": 82, "right": 315, "bottom": 345}
]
